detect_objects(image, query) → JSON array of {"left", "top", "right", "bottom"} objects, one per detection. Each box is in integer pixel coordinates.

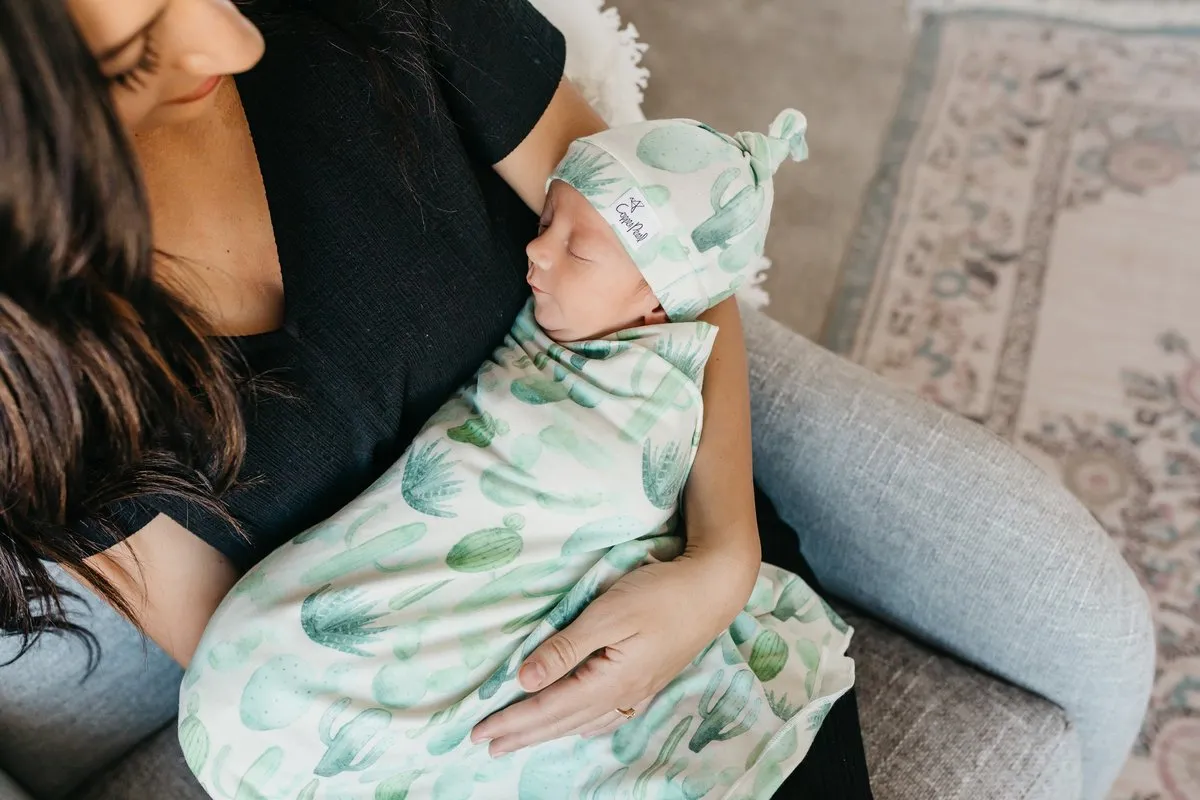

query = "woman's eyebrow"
[{"left": 96, "top": 5, "right": 168, "bottom": 63}]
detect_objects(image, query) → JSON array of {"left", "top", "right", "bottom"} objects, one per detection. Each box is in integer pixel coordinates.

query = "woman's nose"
[{"left": 174, "top": 0, "right": 265, "bottom": 77}]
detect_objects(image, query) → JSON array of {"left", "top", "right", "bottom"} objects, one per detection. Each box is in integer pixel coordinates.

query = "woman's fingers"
[
  {"left": 473, "top": 652, "right": 637, "bottom": 752},
  {"left": 578, "top": 700, "right": 648, "bottom": 738},
  {"left": 517, "top": 596, "right": 631, "bottom": 692}
]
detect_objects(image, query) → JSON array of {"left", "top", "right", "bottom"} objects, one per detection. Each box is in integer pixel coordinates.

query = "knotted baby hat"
[{"left": 549, "top": 108, "right": 808, "bottom": 321}]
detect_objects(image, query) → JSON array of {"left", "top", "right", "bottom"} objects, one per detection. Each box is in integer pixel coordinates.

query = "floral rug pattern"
[{"left": 825, "top": 13, "right": 1200, "bottom": 798}]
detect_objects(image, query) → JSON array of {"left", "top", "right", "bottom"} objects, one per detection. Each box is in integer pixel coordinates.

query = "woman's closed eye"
[{"left": 107, "top": 33, "right": 162, "bottom": 91}]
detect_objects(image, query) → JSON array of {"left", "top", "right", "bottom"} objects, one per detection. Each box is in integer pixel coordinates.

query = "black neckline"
[{"left": 224, "top": 68, "right": 294, "bottom": 349}]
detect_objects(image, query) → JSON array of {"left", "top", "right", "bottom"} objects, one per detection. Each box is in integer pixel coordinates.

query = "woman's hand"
[{"left": 470, "top": 543, "right": 757, "bottom": 756}]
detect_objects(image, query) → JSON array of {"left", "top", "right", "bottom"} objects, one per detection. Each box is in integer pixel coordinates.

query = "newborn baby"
[{"left": 181, "top": 109, "right": 854, "bottom": 800}]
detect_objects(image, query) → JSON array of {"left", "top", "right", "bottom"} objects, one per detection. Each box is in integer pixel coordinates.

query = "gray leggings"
[{"left": 0, "top": 307, "right": 1153, "bottom": 800}]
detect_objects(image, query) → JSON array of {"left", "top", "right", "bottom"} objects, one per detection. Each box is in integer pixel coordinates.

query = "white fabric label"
[{"left": 601, "top": 187, "right": 663, "bottom": 251}]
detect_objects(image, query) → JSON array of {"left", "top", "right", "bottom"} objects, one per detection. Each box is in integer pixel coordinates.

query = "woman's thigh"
[
  {"left": 740, "top": 305, "right": 1154, "bottom": 799},
  {"left": 0, "top": 566, "right": 182, "bottom": 798}
]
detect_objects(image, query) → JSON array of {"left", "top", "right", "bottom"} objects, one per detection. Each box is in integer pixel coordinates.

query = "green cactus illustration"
[
  {"left": 744, "top": 731, "right": 773, "bottom": 769},
  {"left": 401, "top": 441, "right": 462, "bottom": 518},
  {"left": 824, "top": 598, "right": 850, "bottom": 634},
  {"left": 501, "top": 597, "right": 560, "bottom": 634},
  {"left": 315, "top": 699, "right": 393, "bottom": 777},
  {"left": 518, "top": 749, "right": 586, "bottom": 800},
  {"left": 546, "top": 570, "right": 603, "bottom": 630},
  {"left": 555, "top": 145, "right": 623, "bottom": 198},
  {"left": 796, "top": 638, "right": 821, "bottom": 671},
  {"left": 372, "top": 662, "right": 428, "bottom": 710},
  {"left": 632, "top": 716, "right": 691, "bottom": 800},
  {"left": 581, "top": 766, "right": 628, "bottom": 800},
  {"left": 642, "top": 439, "right": 688, "bottom": 510},
  {"left": 562, "top": 515, "right": 646, "bottom": 556},
  {"left": 294, "top": 503, "right": 385, "bottom": 549},
  {"left": 670, "top": 767, "right": 721, "bottom": 800},
  {"left": 404, "top": 697, "right": 464, "bottom": 740},
  {"left": 729, "top": 612, "right": 758, "bottom": 646},
  {"left": 636, "top": 124, "right": 730, "bottom": 173},
  {"left": 807, "top": 699, "right": 833, "bottom": 732},
  {"left": 571, "top": 340, "right": 633, "bottom": 360},
  {"left": 178, "top": 693, "right": 209, "bottom": 776},
  {"left": 622, "top": 356, "right": 697, "bottom": 443},
  {"left": 527, "top": 349, "right": 603, "bottom": 409},
  {"left": 295, "top": 780, "right": 318, "bottom": 800},
  {"left": 536, "top": 487, "right": 605, "bottom": 514},
  {"left": 691, "top": 167, "right": 765, "bottom": 253},
  {"left": 374, "top": 770, "right": 423, "bottom": 800},
  {"left": 720, "top": 634, "right": 744, "bottom": 666},
  {"left": 211, "top": 745, "right": 286, "bottom": 800},
  {"left": 207, "top": 629, "right": 265, "bottom": 671},
  {"left": 748, "top": 630, "right": 789, "bottom": 682},
  {"left": 432, "top": 768, "right": 476, "bottom": 800},
  {"left": 642, "top": 183, "right": 672, "bottom": 206},
  {"left": 301, "top": 584, "right": 393, "bottom": 657},
  {"left": 454, "top": 560, "right": 564, "bottom": 613},
  {"left": 772, "top": 577, "right": 814, "bottom": 621},
  {"left": 300, "top": 522, "right": 427, "bottom": 585},
  {"left": 240, "top": 655, "right": 328, "bottom": 731},
  {"left": 447, "top": 412, "right": 510, "bottom": 447},
  {"left": 717, "top": 232, "right": 764, "bottom": 274},
  {"left": 445, "top": 514, "right": 525, "bottom": 572},
  {"left": 426, "top": 715, "right": 474, "bottom": 757},
  {"left": 510, "top": 376, "right": 569, "bottom": 405},
  {"left": 387, "top": 578, "right": 451, "bottom": 612},
  {"left": 689, "top": 669, "right": 762, "bottom": 753},
  {"left": 478, "top": 656, "right": 514, "bottom": 700},
  {"left": 390, "top": 617, "right": 427, "bottom": 661},
  {"left": 764, "top": 689, "right": 803, "bottom": 722},
  {"left": 612, "top": 683, "right": 686, "bottom": 764},
  {"left": 539, "top": 424, "right": 613, "bottom": 471},
  {"left": 480, "top": 464, "right": 532, "bottom": 507},
  {"left": 654, "top": 337, "right": 709, "bottom": 384},
  {"left": 460, "top": 631, "right": 490, "bottom": 669}
]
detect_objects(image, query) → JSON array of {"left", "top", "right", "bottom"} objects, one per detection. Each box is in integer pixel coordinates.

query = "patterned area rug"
[{"left": 824, "top": 12, "right": 1200, "bottom": 799}]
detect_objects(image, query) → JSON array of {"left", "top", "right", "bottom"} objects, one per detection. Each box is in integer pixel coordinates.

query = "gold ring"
[{"left": 616, "top": 707, "right": 637, "bottom": 719}]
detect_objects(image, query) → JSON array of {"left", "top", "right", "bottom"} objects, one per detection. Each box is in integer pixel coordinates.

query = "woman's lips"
[{"left": 168, "top": 75, "right": 223, "bottom": 105}]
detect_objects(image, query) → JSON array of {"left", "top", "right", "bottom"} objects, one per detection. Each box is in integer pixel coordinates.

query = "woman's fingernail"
[{"left": 519, "top": 662, "right": 544, "bottom": 689}]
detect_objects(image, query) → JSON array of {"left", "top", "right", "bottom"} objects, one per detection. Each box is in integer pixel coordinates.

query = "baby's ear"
[{"left": 643, "top": 305, "right": 670, "bottom": 326}]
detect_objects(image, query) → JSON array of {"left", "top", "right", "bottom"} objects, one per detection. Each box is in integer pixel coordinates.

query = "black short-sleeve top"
[{"left": 74, "top": 0, "right": 566, "bottom": 570}]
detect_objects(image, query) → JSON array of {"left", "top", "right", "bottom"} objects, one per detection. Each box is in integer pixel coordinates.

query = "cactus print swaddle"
[{"left": 181, "top": 109, "right": 854, "bottom": 799}]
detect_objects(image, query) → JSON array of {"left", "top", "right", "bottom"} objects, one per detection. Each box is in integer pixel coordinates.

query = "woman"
[{"left": 0, "top": 0, "right": 1153, "bottom": 798}]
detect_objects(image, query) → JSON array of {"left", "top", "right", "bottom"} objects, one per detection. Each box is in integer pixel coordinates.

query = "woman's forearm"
[{"left": 684, "top": 299, "right": 761, "bottom": 584}]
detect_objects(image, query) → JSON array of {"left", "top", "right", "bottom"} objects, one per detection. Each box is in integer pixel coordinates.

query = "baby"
[{"left": 181, "top": 110, "right": 854, "bottom": 800}]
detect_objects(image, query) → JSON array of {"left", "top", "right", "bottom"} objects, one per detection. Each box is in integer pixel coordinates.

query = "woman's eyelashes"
[{"left": 107, "top": 35, "right": 162, "bottom": 91}]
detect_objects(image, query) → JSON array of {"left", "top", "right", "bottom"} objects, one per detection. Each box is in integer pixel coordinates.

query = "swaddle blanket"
[
  {"left": 182, "top": 304, "right": 853, "bottom": 800},
  {"left": 182, "top": 108, "right": 853, "bottom": 799}
]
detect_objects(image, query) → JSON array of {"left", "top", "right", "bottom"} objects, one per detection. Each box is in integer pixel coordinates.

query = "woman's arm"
[
  {"left": 685, "top": 298, "right": 761, "bottom": 588},
  {"left": 494, "top": 79, "right": 607, "bottom": 213},
  {"left": 77, "top": 517, "right": 239, "bottom": 667}
]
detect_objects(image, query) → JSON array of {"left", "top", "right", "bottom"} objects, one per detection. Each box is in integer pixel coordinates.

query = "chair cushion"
[
  {"left": 74, "top": 724, "right": 207, "bottom": 800},
  {"left": 0, "top": 568, "right": 182, "bottom": 800},
  {"left": 843, "top": 607, "right": 1083, "bottom": 799}
]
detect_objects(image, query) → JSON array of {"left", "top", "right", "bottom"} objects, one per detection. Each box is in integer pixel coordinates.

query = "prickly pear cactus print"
[{"left": 183, "top": 301, "right": 853, "bottom": 799}]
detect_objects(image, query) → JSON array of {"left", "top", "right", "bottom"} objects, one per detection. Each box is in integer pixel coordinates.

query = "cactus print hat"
[{"left": 549, "top": 108, "right": 808, "bottom": 321}]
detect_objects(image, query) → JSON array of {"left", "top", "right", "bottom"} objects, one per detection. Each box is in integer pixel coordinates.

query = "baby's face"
[{"left": 527, "top": 181, "right": 666, "bottom": 342}]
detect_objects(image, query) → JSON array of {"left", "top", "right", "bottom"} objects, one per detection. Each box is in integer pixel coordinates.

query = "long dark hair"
[
  {"left": 1, "top": 0, "right": 439, "bottom": 662},
  {"left": 0, "top": 0, "right": 248, "bottom": 661}
]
